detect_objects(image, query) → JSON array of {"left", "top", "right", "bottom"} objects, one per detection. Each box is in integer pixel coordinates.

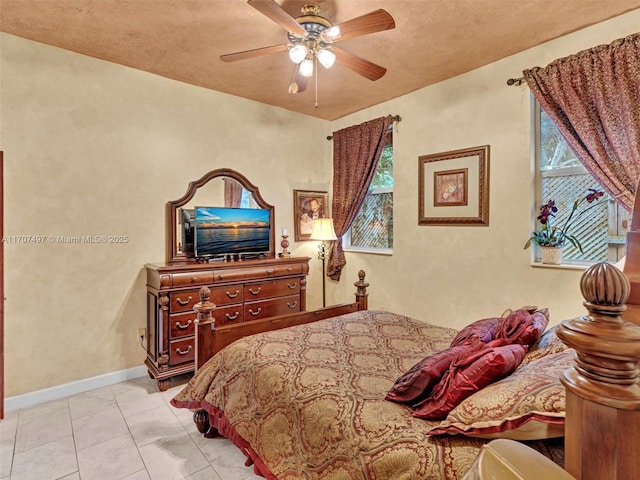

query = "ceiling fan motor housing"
[{"left": 287, "top": 3, "right": 332, "bottom": 46}]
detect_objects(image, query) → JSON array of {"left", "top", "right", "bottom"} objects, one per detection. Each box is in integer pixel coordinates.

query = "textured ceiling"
[{"left": 2, "top": 0, "right": 639, "bottom": 120}]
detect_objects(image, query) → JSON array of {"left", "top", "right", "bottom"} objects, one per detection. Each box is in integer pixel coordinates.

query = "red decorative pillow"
[
  {"left": 412, "top": 343, "right": 528, "bottom": 420},
  {"left": 449, "top": 317, "right": 501, "bottom": 347},
  {"left": 490, "top": 308, "right": 549, "bottom": 347},
  {"left": 385, "top": 343, "right": 470, "bottom": 404}
]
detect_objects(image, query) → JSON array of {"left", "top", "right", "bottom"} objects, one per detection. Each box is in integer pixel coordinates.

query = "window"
[
  {"left": 344, "top": 130, "right": 393, "bottom": 253},
  {"left": 534, "top": 100, "right": 627, "bottom": 264}
]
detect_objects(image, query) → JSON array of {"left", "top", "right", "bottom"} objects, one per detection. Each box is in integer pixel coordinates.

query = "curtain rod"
[
  {"left": 326, "top": 114, "right": 402, "bottom": 140},
  {"left": 506, "top": 77, "right": 525, "bottom": 86}
]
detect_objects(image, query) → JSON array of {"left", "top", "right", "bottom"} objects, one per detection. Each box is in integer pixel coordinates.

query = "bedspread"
[{"left": 172, "top": 310, "right": 560, "bottom": 479}]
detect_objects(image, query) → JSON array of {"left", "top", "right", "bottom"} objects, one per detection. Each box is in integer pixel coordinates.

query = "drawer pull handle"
[
  {"left": 287, "top": 267, "right": 293, "bottom": 271},
  {"left": 287, "top": 301, "right": 298, "bottom": 308},
  {"left": 287, "top": 282, "right": 297, "bottom": 289},
  {"left": 175, "top": 345, "right": 192, "bottom": 355},
  {"left": 249, "top": 287, "right": 262, "bottom": 295},
  {"left": 225, "top": 312, "right": 240, "bottom": 321},
  {"left": 191, "top": 277, "right": 197, "bottom": 283},
  {"left": 175, "top": 296, "right": 192, "bottom": 306},
  {"left": 226, "top": 290, "right": 240, "bottom": 299},
  {"left": 175, "top": 320, "right": 192, "bottom": 329},
  {"left": 249, "top": 308, "right": 262, "bottom": 316}
]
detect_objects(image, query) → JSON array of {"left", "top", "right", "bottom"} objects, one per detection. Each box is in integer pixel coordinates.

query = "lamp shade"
[{"left": 310, "top": 218, "right": 338, "bottom": 241}]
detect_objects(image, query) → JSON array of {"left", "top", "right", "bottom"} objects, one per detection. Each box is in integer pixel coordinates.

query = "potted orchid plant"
[{"left": 524, "top": 188, "right": 605, "bottom": 263}]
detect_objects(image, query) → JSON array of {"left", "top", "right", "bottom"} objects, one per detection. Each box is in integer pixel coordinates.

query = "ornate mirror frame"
[{"left": 166, "top": 168, "right": 275, "bottom": 263}]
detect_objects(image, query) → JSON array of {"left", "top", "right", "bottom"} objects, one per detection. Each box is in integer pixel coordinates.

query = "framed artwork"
[
  {"left": 293, "top": 190, "right": 329, "bottom": 241},
  {"left": 418, "top": 145, "right": 490, "bottom": 226}
]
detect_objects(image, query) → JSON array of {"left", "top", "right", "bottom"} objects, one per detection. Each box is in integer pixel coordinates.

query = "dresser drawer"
[
  {"left": 170, "top": 289, "right": 200, "bottom": 313},
  {"left": 211, "top": 304, "right": 244, "bottom": 327},
  {"left": 273, "top": 262, "right": 306, "bottom": 276},
  {"left": 244, "top": 278, "right": 301, "bottom": 301},
  {"left": 245, "top": 294, "right": 301, "bottom": 320},
  {"left": 170, "top": 271, "right": 214, "bottom": 287},
  {"left": 209, "top": 285, "right": 243, "bottom": 306},
  {"left": 169, "top": 337, "right": 194, "bottom": 366},
  {"left": 170, "top": 311, "right": 196, "bottom": 339},
  {"left": 214, "top": 266, "right": 274, "bottom": 283}
]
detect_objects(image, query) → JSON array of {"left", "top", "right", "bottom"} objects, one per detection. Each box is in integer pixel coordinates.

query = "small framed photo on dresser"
[{"left": 293, "top": 190, "right": 329, "bottom": 241}]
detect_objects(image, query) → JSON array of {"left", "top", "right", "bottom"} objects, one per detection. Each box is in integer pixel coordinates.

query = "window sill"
[
  {"left": 343, "top": 247, "right": 393, "bottom": 256},
  {"left": 530, "top": 262, "right": 587, "bottom": 271}
]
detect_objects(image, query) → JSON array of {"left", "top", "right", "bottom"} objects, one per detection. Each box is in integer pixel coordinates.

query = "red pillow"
[
  {"left": 449, "top": 317, "right": 501, "bottom": 346},
  {"left": 490, "top": 308, "right": 549, "bottom": 347},
  {"left": 411, "top": 343, "right": 527, "bottom": 420},
  {"left": 385, "top": 343, "right": 470, "bottom": 404}
]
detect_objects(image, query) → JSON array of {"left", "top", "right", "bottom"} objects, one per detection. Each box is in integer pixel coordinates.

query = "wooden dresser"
[{"left": 144, "top": 256, "right": 309, "bottom": 390}]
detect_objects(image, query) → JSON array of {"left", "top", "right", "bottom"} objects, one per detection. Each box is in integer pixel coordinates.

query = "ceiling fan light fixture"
[
  {"left": 317, "top": 48, "right": 336, "bottom": 69},
  {"left": 288, "top": 44, "right": 308, "bottom": 64},
  {"left": 321, "top": 25, "right": 341, "bottom": 41},
  {"left": 299, "top": 57, "right": 314, "bottom": 77}
]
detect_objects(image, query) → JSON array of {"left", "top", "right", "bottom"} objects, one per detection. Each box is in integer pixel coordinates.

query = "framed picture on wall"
[
  {"left": 418, "top": 145, "right": 490, "bottom": 226},
  {"left": 293, "top": 190, "right": 329, "bottom": 241}
]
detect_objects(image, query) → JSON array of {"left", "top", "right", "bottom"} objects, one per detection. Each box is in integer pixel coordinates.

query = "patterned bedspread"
[{"left": 172, "top": 310, "right": 557, "bottom": 479}]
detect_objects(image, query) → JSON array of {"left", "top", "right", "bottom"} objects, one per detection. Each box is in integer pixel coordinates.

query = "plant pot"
[{"left": 540, "top": 246, "right": 562, "bottom": 265}]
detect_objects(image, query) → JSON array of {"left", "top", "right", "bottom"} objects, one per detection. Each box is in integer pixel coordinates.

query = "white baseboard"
[{"left": 5, "top": 365, "right": 148, "bottom": 412}]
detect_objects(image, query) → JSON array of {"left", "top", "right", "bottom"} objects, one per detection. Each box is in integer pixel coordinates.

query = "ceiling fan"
[{"left": 220, "top": 0, "right": 395, "bottom": 95}]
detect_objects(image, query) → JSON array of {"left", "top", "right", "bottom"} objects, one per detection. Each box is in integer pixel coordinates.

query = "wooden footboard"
[{"left": 193, "top": 270, "right": 369, "bottom": 370}]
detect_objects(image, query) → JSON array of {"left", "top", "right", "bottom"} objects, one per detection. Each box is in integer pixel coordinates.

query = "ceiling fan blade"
[
  {"left": 288, "top": 65, "right": 308, "bottom": 94},
  {"left": 330, "top": 9, "right": 395, "bottom": 42},
  {"left": 332, "top": 47, "right": 387, "bottom": 81},
  {"left": 220, "top": 44, "right": 288, "bottom": 62},
  {"left": 247, "top": 0, "right": 307, "bottom": 36}
]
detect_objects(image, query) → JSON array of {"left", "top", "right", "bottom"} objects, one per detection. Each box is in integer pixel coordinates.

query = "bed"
[{"left": 172, "top": 263, "right": 640, "bottom": 480}]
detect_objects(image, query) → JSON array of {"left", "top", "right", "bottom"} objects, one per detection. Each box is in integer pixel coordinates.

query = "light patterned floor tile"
[
  {"left": 68, "top": 386, "right": 117, "bottom": 419},
  {"left": 77, "top": 433, "right": 145, "bottom": 480},
  {"left": 16, "top": 398, "right": 68, "bottom": 422},
  {"left": 185, "top": 466, "right": 222, "bottom": 480},
  {"left": 121, "top": 470, "right": 151, "bottom": 480},
  {"left": 10, "top": 435, "right": 77, "bottom": 480},
  {"left": 191, "top": 434, "right": 257, "bottom": 480},
  {"left": 126, "top": 404, "right": 185, "bottom": 448},
  {"left": 0, "top": 416, "right": 17, "bottom": 477},
  {"left": 139, "top": 431, "right": 209, "bottom": 480},
  {"left": 15, "top": 404, "right": 72, "bottom": 452},
  {"left": 72, "top": 404, "right": 129, "bottom": 450}
]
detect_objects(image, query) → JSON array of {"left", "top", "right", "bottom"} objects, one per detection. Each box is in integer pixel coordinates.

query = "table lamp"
[{"left": 310, "top": 218, "right": 338, "bottom": 307}]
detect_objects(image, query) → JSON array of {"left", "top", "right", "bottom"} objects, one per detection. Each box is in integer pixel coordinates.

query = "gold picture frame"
[
  {"left": 419, "top": 145, "right": 490, "bottom": 226},
  {"left": 293, "top": 190, "right": 329, "bottom": 241}
]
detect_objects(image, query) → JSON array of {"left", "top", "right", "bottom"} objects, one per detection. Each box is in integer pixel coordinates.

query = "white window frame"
[{"left": 532, "top": 98, "right": 627, "bottom": 265}]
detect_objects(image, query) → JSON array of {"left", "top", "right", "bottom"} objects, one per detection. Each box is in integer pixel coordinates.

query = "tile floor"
[{"left": 0, "top": 375, "right": 264, "bottom": 480}]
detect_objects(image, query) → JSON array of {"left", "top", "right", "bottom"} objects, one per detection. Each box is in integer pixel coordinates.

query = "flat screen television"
[
  {"left": 180, "top": 208, "right": 195, "bottom": 258},
  {"left": 194, "top": 206, "right": 271, "bottom": 259}
]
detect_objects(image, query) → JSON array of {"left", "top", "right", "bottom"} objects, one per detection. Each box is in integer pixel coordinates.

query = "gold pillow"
[{"left": 428, "top": 348, "right": 576, "bottom": 440}]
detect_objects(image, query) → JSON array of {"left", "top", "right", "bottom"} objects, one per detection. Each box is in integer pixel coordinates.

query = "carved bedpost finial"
[
  {"left": 579, "top": 261, "right": 630, "bottom": 318},
  {"left": 557, "top": 262, "right": 640, "bottom": 408},
  {"left": 354, "top": 270, "right": 369, "bottom": 310},
  {"left": 194, "top": 286, "right": 216, "bottom": 326}
]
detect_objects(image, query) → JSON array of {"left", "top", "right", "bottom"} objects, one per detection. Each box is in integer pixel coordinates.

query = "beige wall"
[
  {"left": 1, "top": 10, "right": 638, "bottom": 397},
  {"left": 0, "top": 34, "right": 330, "bottom": 396},
  {"left": 328, "top": 12, "right": 640, "bottom": 329}
]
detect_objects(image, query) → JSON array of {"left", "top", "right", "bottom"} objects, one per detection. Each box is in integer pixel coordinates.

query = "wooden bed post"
[
  {"left": 194, "top": 286, "right": 216, "bottom": 371},
  {"left": 354, "top": 270, "right": 369, "bottom": 311},
  {"left": 557, "top": 262, "right": 640, "bottom": 480}
]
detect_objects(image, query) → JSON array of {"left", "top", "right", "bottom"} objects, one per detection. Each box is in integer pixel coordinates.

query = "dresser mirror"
[{"left": 166, "top": 168, "right": 275, "bottom": 263}]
